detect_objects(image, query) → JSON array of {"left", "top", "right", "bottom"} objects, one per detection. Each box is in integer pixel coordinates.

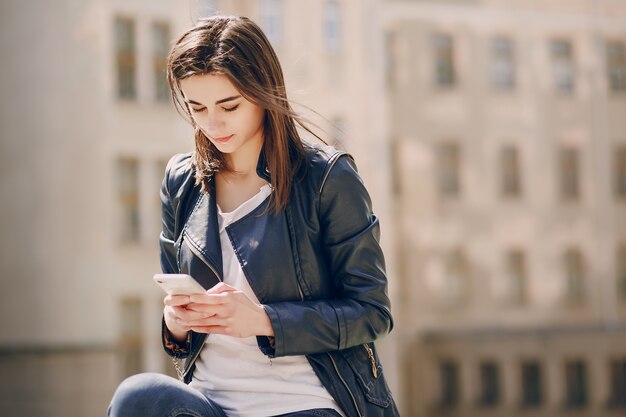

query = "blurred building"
[
  {"left": 0, "top": 0, "right": 397, "bottom": 416},
  {"left": 0, "top": 1, "right": 198, "bottom": 415},
  {"left": 383, "top": 0, "right": 626, "bottom": 416},
  {"left": 5, "top": 0, "right": 626, "bottom": 416}
]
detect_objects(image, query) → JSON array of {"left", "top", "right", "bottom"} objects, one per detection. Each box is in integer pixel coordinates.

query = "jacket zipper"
[
  {"left": 182, "top": 336, "right": 205, "bottom": 378},
  {"left": 283, "top": 202, "right": 306, "bottom": 303},
  {"left": 327, "top": 352, "right": 363, "bottom": 417},
  {"left": 364, "top": 343, "right": 379, "bottom": 378},
  {"left": 296, "top": 280, "right": 305, "bottom": 301}
]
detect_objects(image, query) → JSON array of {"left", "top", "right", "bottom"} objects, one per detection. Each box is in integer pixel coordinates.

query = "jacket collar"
[{"left": 180, "top": 176, "right": 224, "bottom": 284}]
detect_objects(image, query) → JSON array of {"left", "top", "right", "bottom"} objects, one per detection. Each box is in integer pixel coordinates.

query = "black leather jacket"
[{"left": 159, "top": 145, "right": 400, "bottom": 417}]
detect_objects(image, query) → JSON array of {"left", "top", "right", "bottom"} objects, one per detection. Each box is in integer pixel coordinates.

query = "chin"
[{"left": 211, "top": 142, "right": 237, "bottom": 154}]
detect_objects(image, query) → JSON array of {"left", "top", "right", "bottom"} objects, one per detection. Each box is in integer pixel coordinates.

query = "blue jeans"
[{"left": 108, "top": 373, "right": 343, "bottom": 417}]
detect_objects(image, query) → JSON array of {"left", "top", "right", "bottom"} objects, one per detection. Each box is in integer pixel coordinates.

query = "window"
[
  {"left": 565, "top": 360, "right": 588, "bottom": 408},
  {"left": 438, "top": 360, "right": 459, "bottom": 408},
  {"left": 152, "top": 22, "right": 170, "bottom": 102},
  {"left": 560, "top": 147, "right": 580, "bottom": 201},
  {"left": 551, "top": 40, "right": 575, "bottom": 93},
  {"left": 260, "top": 0, "right": 283, "bottom": 46},
  {"left": 609, "top": 358, "right": 626, "bottom": 408},
  {"left": 521, "top": 361, "right": 543, "bottom": 407},
  {"left": 505, "top": 249, "right": 526, "bottom": 304},
  {"left": 432, "top": 34, "right": 456, "bottom": 87},
  {"left": 323, "top": 1, "right": 341, "bottom": 52},
  {"left": 564, "top": 248, "right": 585, "bottom": 303},
  {"left": 617, "top": 244, "right": 626, "bottom": 302},
  {"left": 607, "top": 41, "right": 626, "bottom": 92},
  {"left": 490, "top": 37, "right": 515, "bottom": 90},
  {"left": 478, "top": 361, "right": 500, "bottom": 407},
  {"left": 614, "top": 145, "right": 626, "bottom": 198},
  {"left": 119, "top": 297, "right": 143, "bottom": 377},
  {"left": 117, "top": 157, "right": 140, "bottom": 243},
  {"left": 501, "top": 145, "right": 522, "bottom": 197},
  {"left": 114, "top": 16, "right": 136, "bottom": 99},
  {"left": 437, "top": 142, "right": 461, "bottom": 197}
]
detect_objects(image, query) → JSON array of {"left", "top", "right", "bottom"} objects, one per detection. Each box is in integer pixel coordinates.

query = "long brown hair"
[{"left": 167, "top": 15, "right": 319, "bottom": 213}]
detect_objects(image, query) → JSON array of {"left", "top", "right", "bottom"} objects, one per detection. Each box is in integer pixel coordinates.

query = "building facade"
[
  {"left": 0, "top": 1, "right": 199, "bottom": 415},
  {"left": 383, "top": 0, "right": 626, "bottom": 416},
  {"left": 0, "top": 0, "right": 397, "bottom": 415},
  {"left": 6, "top": 0, "right": 626, "bottom": 416}
]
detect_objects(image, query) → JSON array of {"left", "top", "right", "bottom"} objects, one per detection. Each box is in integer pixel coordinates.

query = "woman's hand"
[
  {"left": 184, "top": 282, "right": 274, "bottom": 338},
  {"left": 163, "top": 294, "right": 194, "bottom": 342}
]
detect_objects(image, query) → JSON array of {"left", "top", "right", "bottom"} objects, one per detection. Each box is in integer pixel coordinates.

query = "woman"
[{"left": 109, "top": 15, "right": 399, "bottom": 417}]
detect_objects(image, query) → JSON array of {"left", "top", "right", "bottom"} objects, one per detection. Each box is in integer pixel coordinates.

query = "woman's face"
[{"left": 179, "top": 73, "right": 265, "bottom": 159}]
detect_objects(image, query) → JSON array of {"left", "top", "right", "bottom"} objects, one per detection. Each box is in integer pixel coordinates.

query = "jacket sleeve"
[
  {"left": 159, "top": 155, "right": 179, "bottom": 276},
  {"left": 159, "top": 153, "right": 192, "bottom": 358},
  {"left": 259, "top": 154, "right": 393, "bottom": 357}
]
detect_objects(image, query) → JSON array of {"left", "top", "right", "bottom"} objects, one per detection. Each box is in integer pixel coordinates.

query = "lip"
[{"left": 212, "top": 134, "right": 233, "bottom": 143}]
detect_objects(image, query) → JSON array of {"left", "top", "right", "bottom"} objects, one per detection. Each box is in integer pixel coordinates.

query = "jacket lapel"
[{"left": 181, "top": 178, "right": 223, "bottom": 289}]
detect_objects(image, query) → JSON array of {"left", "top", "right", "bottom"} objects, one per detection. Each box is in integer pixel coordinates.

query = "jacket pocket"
[{"left": 340, "top": 343, "right": 392, "bottom": 408}]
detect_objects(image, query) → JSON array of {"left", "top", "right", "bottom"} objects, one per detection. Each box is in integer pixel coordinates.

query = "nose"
[{"left": 196, "top": 111, "right": 224, "bottom": 135}]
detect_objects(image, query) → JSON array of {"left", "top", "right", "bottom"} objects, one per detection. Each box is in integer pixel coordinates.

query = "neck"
[{"left": 224, "top": 137, "right": 263, "bottom": 178}]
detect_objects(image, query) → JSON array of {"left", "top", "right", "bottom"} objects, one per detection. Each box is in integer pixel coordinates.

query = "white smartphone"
[{"left": 153, "top": 273, "right": 206, "bottom": 295}]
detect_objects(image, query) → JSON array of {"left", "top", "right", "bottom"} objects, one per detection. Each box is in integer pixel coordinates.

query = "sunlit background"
[{"left": 1, "top": 0, "right": 625, "bottom": 416}]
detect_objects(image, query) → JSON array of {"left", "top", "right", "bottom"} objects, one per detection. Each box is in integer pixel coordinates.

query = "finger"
[
  {"left": 176, "top": 308, "right": 213, "bottom": 322},
  {"left": 165, "top": 306, "right": 191, "bottom": 321},
  {"left": 164, "top": 311, "right": 193, "bottom": 333},
  {"left": 189, "top": 292, "right": 228, "bottom": 304},
  {"left": 186, "top": 316, "right": 225, "bottom": 326},
  {"left": 171, "top": 305, "right": 195, "bottom": 316},
  {"left": 207, "top": 282, "right": 236, "bottom": 294},
  {"left": 185, "top": 302, "right": 222, "bottom": 315},
  {"left": 164, "top": 294, "right": 191, "bottom": 306},
  {"left": 173, "top": 322, "right": 193, "bottom": 332}
]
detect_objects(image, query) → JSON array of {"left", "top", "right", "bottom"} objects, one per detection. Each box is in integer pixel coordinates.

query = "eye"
[
  {"left": 191, "top": 107, "right": 206, "bottom": 114},
  {"left": 223, "top": 104, "right": 240, "bottom": 113}
]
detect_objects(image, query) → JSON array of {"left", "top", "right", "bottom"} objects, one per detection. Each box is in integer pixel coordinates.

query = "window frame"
[
  {"left": 432, "top": 33, "right": 456, "bottom": 88},
  {"left": 489, "top": 36, "right": 516, "bottom": 91},
  {"left": 114, "top": 16, "right": 137, "bottom": 100},
  {"left": 550, "top": 39, "right": 576, "bottom": 94}
]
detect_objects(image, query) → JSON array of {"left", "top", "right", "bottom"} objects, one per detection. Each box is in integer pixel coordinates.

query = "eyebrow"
[{"left": 186, "top": 95, "right": 242, "bottom": 106}]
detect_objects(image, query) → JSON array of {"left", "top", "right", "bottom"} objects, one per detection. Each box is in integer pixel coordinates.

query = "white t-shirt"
[{"left": 190, "top": 184, "right": 344, "bottom": 417}]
